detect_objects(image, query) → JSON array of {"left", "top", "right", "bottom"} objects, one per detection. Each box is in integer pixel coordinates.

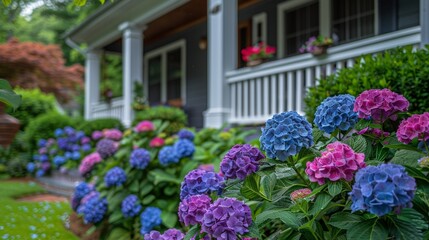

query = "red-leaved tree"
[{"left": 0, "top": 38, "right": 84, "bottom": 102}]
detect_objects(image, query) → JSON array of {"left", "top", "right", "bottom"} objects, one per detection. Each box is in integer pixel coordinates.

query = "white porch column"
[
  {"left": 120, "top": 23, "right": 144, "bottom": 127},
  {"left": 204, "top": 0, "right": 237, "bottom": 128},
  {"left": 84, "top": 50, "right": 101, "bottom": 120},
  {"left": 421, "top": 0, "right": 429, "bottom": 47}
]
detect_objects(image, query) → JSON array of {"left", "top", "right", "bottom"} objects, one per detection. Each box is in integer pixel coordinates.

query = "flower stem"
[{"left": 291, "top": 164, "right": 310, "bottom": 187}]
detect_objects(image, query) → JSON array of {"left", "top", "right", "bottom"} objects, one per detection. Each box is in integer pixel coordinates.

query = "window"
[
  {"left": 378, "top": 0, "right": 419, "bottom": 34},
  {"left": 278, "top": 0, "right": 320, "bottom": 57},
  {"left": 252, "top": 12, "right": 267, "bottom": 45},
  {"left": 331, "top": 0, "right": 375, "bottom": 44},
  {"left": 145, "top": 40, "right": 186, "bottom": 106}
]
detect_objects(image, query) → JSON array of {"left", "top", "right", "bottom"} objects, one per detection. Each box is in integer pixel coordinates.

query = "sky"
[{"left": 21, "top": 0, "right": 44, "bottom": 17}]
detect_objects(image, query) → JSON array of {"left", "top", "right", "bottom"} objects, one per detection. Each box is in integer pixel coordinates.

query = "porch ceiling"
[{"left": 64, "top": 0, "right": 190, "bottom": 50}]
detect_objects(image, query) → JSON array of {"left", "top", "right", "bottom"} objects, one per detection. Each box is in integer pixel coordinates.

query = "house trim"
[
  {"left": 144, "top": 39, "right": 187, "bottom": 105},
  {"left": 277, "top": 0, "right": 316, "bottom": 58},
  {"left": 252, "top": 12, "right": 267, "bottom": 44}
]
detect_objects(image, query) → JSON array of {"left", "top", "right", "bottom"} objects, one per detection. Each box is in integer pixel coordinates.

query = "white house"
[{"left": 65, "top": 0, "right": 429, "bottom": 128}]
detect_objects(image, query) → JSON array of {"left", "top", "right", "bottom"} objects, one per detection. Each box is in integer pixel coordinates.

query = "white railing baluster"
[
  {"left": 278, "top": 73, "right": 285, "bottom": 113},
  {"left": 315, "top": 65, "right": 321, "bottom": 86},
  {"left": 263, "top": 76, "right": 269, "bottom": 117},
  {"left": 287, "top": 72, "right": 294, "bottom": 111},
  {"left": 256, "top": 78, "right": 262, "bottom": 117},
  {"left": 270, "top": 75, "right": 277, "bottom": 114},
  {"left": 326, "top": 64, "right": 333, "bottom": 76},
  {"left": 296, "top": 70, "right": 303, "bottom": 114},
  {"left": 230, "top": 84, "right": 236, "bottom": 119},
  {"left": 346, "top": 59, "right": 354, "bottom": 68},
  {"left": 237, "top": 82, "right": 242, "bottom": 119},
  {"left": 243, "top": 80, "right": 249, "bottom": 118},
  {"left": 336, "top": 61, "right": 344, "bottom": 72},
  {"left": 305, "top": 67, "right": 313, "bottom": 90},
  {"left": 249, "top": 79, "right": 255, "bottom": 118}
]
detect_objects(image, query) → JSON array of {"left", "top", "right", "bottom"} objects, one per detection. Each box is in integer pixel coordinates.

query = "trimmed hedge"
[
  {"left": 77, "top": 118, "right": 124, "bottom": 135},
  {"left": 304, "top": 46, "right": 429, "bottom": 122},
  {"left": 133, "top": 106, "right": 187, "bottom": 134},
  {"left": 8, "top": 88, "right": 58, "bottom": 129}
]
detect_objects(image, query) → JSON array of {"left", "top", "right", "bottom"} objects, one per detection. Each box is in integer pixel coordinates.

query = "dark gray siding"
[{"left": 145, "top": 22, "right": 207, "bottom": 128}]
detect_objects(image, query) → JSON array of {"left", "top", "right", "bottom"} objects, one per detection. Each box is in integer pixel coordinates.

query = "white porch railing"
[
  {"left": 226, "top": 27, "right": 421, "bottom": 125},
  {"left": 91, "top": 97, "right": 124, "bottom": 120}
]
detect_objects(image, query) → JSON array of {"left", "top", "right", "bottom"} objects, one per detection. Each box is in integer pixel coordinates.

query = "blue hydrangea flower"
[
  {"left": 314, "top": 94, "right": 358, "bottom": 134},
  {"left": 38, "top": 139, "right": 47, "bottom": 148},
  {"left": 174, "top": 139, "right": 195, "bottom": 159},
  {"left": 79, "top": 192, "right": 108, "bottom": 224},
  {"left": 33, "top": 154, "right": 40, "bottom": 161},
  {"left": 26, "top": 162, "right": 35, "bottom": 173},
  {"left": 130, "top": 148, "right": 151, "bottom": 170},
  {"left": 65, "top": 152, "right": 72, "bottom": 159},
  {"left": 178, "top": 129, "right": 195, "bottom": 141},
  {"left": 140, "top": 207, "right": 162, "bottom": 235},
  {"left": 350, "top": 164, "right": 416, "bottom": 216},
  {"left": 159, "top": 146, "right": 180, "bottom": 166},
  {"left": 104, "top": 167, "right": 127, "bottom": 187},
  {"left": 39, "top": 154, "right": 49, "bottom": 162},
  {"left": 36, "top": 169, "right": 45, "bottom": 177},
  {"left": 260, "top": 111, "right": 313, "bottom": 161},
  {"left": 53, "top": 156, "right": 66, "bottom": 167},
  {"left": 121, "top": 195, "right": 142, "bottom": 218},
  {"left": 81, "top": 144, "right": 92, "bottom": 152},
  {"left": 64, "top": 126, "right": 75, "bottom": 135},
  {"left": 180, "top": 169, "right": 224, "bottom": 200},
  {"left": 54, "top": 128, "right": 64, "bottom": 137},
  {"left": 71, "top": 151, "right": 81, "bottom": 160},
  {"left": 74, "top": 182, "right": 94, "bottom": 199}
]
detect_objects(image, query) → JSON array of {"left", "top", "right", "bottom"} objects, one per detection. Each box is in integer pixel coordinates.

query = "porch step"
[{"left": 36, "top": 170, "right": 83, "bottom": 197}]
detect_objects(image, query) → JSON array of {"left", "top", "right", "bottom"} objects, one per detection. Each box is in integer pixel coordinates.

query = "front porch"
[{"left": 89, "top": 26, "right": 422, "bottom": 126}]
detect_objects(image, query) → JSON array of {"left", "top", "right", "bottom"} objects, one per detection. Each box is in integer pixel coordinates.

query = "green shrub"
[
  {"left": 304, "top": 46, "right": 429, "bottom": 122},
  {"left": 133, "top": 106, "right": 187, "bottom": 135},
  {"left": 24, "top": 112, "right": 76, "bottom": 151},
  {"left": 7, "top": 88, "right": 58, "bottom": 129},
  {"left": 77, "top": 118, "right": 124, "bottom": 135},
  {"left": 6, "top": 158, "right": 27, "bottom": 177}
]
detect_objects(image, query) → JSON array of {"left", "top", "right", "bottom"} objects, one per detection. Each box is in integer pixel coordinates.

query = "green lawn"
[{"left": 0, "top": 181, "right": 78, "bottom": 240}]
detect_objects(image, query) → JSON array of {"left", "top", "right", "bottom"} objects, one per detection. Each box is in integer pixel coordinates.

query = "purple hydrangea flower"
[
  {"left": 174, "top": 139, "right": 195, "bottom": 159},
  {"left": 140, "top": 207, "right": 162, "bottom": 235},
  {"left": 41, "top": 162, "right": 50, "bottom": 171},
  {"left": 178, "top": 194, "right": 211, "bottom": 226},
  {"left": 202, "top": 198, "right": 252, "bottom": 240},
  {"left": 104, "top": 167, "right": 127, "bottom": 187},
  {"left": 260, "top": 111, "right": 313, "bottom": 161},
  {"left": 103, "top": 129, "right": 123, "bottom": 141},
  {"left": 180, "top": 169, "right": 224, "bottom": 200},
  {"left": 96, "top": 139, "right": 118, "bottom": 159},
  {"left": 121, "top": 194, "right": 142, "bottom": 218},
  {"left": 162, "top": 229, "right": 185, "bottom": 240},
  {"left": 314, "top": 94, "right": 358, "bottom": 134},
  {"left": 178, "top": 129, "right": 195, "bottom": 141},
  {"left": 92, "top": 131, "right": 104, "bottom": 140},
  {"left": 159, "top": 146, "right": 179, "bottom": 166},
  {"left": 78, "top": 191, "right": 108, "bottom": 224},
  {"left": 144, "top": 231, "right": 163, "bottom": 240},
  {"left": 81, "top": 144, "right": 92, "bottom": 152},
  {"left": 220, "top": 144, "right": 265, "bottom": 180},
  {"left": 350, "top": 164, "right": 416, "bottom": 216},
  {"left": 130, "top": 148, "right": 151, "bottom": 170}
]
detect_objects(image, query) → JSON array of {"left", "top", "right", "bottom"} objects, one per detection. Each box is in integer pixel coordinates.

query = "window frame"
[
  {"left": 144, "top": 39, "right": 186, "bottom": 105},
  {"left": 252, "top": 12, "right": 267, "bottom": 45},
  {"left": 277, "top": 0, "right": 379, "bottom": 58}
]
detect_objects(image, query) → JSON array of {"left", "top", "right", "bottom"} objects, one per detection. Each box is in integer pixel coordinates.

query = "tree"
[{"left": 0, "top": 38, "right": 84, "bottom": 102}]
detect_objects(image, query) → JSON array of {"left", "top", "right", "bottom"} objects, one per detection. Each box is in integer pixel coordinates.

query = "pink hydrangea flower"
[
  {"left": 149, "top": 137, "right": 165, "bottom": 147},
  {"left": 79, "top": 152, "right": 102, "bottom": 175},
  {"left": 397, "top": 112, "right": 429, "bottom": 144},
  {"left": 103, "top": 129, "right": 123, "bottom": 141},
  {"left": 353, "top": 89, "right": 409, "bottom": 123},
  {"left": 198, "top": 164, "right": 215, "bottom": 172},
  {"left": 305, "top": 142, "right": 366, "bottom": 185},
  {"left": 290, "top": 188, "right": 312, "bottom": 202},
  {"left": 135, "top": 120, "right": 155, "bottom": 132}
]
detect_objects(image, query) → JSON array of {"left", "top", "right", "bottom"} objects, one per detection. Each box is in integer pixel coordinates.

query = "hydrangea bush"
[{"left": 70, "top": 119, "right": 256, "bottom": 239}]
